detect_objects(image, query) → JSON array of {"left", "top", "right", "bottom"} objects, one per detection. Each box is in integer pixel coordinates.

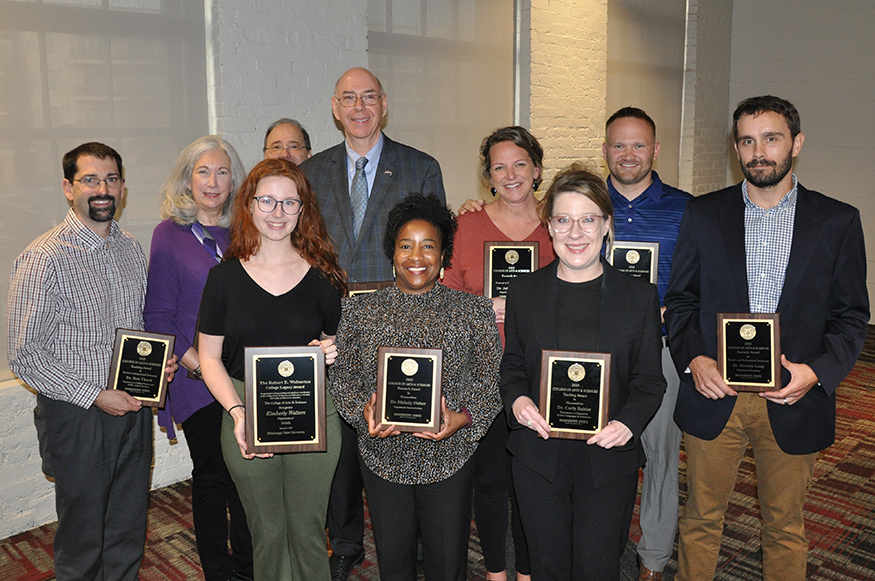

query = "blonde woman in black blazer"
[{"left": 500, "top": 164, "right": 665, "bottom": 580}]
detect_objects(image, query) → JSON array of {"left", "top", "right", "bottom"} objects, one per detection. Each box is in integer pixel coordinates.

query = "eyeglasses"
[
  {"left": 334, "top": 92, "right": 383, "bottom": 108},
  {"left": 549, "top": 214, "right": 607, "bottom": 234},
  {"left": 263, "top": 143, "right": 307, "bottom": 155},
  {"left": 253, "top": 196, "right": 303, "bottom": 215},
  {"left": 72, "top": 176, "right": 123, "bottom": 191}
]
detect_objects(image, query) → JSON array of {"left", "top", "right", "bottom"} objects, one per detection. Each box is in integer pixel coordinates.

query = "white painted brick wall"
[
  {"left": 678, "top": 0, "right": 734, "bottom": 196},
  {"left": 528, "top": 0, "right": 608, "bottom": 185},
  {"left": 210, "top": 0, "right": 368, "bottom": 168}
]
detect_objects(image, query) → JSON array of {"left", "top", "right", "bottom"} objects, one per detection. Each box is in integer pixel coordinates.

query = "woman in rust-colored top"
[{"left": 443, "top": 126, "right": 555, "bottom": 581}]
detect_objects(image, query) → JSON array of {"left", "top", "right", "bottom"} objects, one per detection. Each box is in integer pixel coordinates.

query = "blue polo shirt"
[{"left": 608, "top": 171, "right": 692, "bottom": 308}]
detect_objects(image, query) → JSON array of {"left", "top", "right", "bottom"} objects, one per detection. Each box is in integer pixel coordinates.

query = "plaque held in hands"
[
  {"left": 484, "top": 241, "right": 540, "bottom": 299},
  {"left": 717, "top": 313, "right": 781, "bottom": 392},
  {"left": 375, "top": 347, "right": 443, "bottom": 433},
  {"left": 539, "top": 350, "right": 611, "bottom": 440},
  {"left": 107, "top": 329, "right": 175, "bottom": 408},
  {"left": 608, "top": 240, "right": 659, "bottom": 285},
  {"left": 244, "top": 346, "right": 327, "bottom": 454}
]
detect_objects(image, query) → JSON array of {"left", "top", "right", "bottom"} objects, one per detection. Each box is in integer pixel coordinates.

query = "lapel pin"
[{"left": 384, "top": 170, "right": 393, "bottom": 176}]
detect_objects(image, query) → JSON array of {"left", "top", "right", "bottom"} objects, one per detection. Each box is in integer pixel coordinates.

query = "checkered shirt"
[
  {"left": 7, "top": 210, "right": 147, "bottom": 408},
  {"left": 744, "top": 175, "right": 798, "bottom": 313}
]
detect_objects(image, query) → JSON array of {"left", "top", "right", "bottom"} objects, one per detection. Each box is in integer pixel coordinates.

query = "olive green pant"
[{"left": 221, "top": 379, "right": 341, "bottom": 581}]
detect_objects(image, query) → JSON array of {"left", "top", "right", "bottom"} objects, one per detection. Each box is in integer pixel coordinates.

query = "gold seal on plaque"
[
  {"left": 505, "top": 249, "right": 520, "bottom": 265},
  {"left": 625, "top": 250, "right": 641, "bottom": 265},
  {"left": 278, "top": 360, "right": 295, "bottom": 377},
  {"left": 739, "top": 324, "right": 757, "bottom": 341},
  {"left": 136, "top": 341, "right": 152, "bottom": 357},
  {"left": 567, "top": 363, "right": 586, "bottom": 382},
  {"left": 401, "top": 358, "right": 419, "bottom": 376}
]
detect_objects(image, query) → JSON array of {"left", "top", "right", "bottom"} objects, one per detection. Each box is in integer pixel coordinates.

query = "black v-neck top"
[{"left": 199, "top": 258, "right": 341, "bottom": 380}]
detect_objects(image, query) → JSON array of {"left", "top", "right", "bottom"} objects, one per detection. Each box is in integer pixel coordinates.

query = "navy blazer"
[
  {"left": 664, "top": 183, "right": 869, "bottom": 454},
  {"left": 500, "top": 260, "right": 666, "bottom": 489},
  {"left": 300, "top": 134, "right": 446, "bottom": 283}
]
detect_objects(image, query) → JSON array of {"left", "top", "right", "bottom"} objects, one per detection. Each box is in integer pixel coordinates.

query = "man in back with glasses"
[
  {"left": 7, "top": 142, "right": 176, "bottom": 581},
  {"left": 263, "top": 117, "right": 313, "bottom": 165}
]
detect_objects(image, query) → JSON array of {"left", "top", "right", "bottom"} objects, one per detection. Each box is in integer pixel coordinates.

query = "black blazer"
[
  {"left": 665, "top": 183, "right": 869, "bottom": 454},
  {"left": 300, "top": 134, "right": 445, "bottom": 283},
  {"left": 500, "top": 260, "right": 666, "bottom": 489}
]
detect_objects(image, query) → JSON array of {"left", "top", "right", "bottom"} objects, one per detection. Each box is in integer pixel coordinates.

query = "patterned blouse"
[{"left": 329, "top": 282, "right": 502, "bottom": 485}]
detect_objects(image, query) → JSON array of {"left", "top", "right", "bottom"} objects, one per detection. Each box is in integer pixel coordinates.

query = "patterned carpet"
[{"left": 3, "top": 332, "right": 875, "bottom": 580}]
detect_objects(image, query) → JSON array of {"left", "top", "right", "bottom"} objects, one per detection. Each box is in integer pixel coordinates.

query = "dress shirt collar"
[
  {"left": 607, "top": 171, "right": 666, "bottom": 204},
  {"left": 742, "top": 174, "right": 799, "bottom": 211},
  {"left": 344, "top": 132, "right": 384, "bottom": 174},
  {"left": 64, "top": 208, "right": 121, "bottom": 248}
]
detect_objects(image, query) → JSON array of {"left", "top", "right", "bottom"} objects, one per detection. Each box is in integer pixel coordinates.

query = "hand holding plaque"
[
  {"left": 717, "top": 313, "right": 781, "bottom": 392},
  {"left": 539, "top": 350, "right": 611, "bottom": 439},
  {"left": 375, "top": 347, "right": 443, "bottom": 433},
  {"left": 108, "top": 329, "right": 175, "bottom": 408}
]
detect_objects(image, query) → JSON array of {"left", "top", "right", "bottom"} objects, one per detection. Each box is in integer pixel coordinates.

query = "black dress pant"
[
  {"left": 360, "top": 456, "right": 475, "bottom": 581},
  {"left": 512, "top": 443, "right": 638, "bottom": 580},
  {"left": 34, "top": 394, "right": 152, "bottom": 581},
  {"left": 473, "top": 410, "right": 530, "bottom": 574},
  {"left": 326, "top": 415, "right": 365, "bottom": 555},
  {"left": 181, "top": 400, "right": 253, "bottom": 580}
]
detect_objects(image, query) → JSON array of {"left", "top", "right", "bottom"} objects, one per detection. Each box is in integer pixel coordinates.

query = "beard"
[
  {"left": 741, "top": 153, "right": 793, "bottom": 189},
  {"left": 88, "top": 195, "right": 117, "bottom": 222}
]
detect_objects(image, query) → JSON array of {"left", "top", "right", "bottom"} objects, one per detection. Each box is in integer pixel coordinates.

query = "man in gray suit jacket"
[
  {"left": 301, "top": 67, "right": 446, "bottom": 283},
  {"left": 300, "top": 67, "right": 446, "bottom": 580}
]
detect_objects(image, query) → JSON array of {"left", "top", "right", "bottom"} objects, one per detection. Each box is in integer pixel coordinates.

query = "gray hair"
[
  {"left": 263, "top": 118, "right": 312, "bottom": 151},
  {"left": 159, "top": 135, "right": 244, "bottom": 227}
]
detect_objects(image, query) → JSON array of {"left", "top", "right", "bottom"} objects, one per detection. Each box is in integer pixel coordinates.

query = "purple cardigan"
[{"left": 144, "top": 219, "right": 230, "bottom": 438}]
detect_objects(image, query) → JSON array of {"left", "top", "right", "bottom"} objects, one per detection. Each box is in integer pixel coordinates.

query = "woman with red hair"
[{"left": 199, "top": 158, "right": 347, "bottom": 580}]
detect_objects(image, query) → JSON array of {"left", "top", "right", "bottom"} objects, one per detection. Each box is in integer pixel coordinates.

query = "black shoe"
[{"left": 330, "top": 549, "right": 365, "bottom": 581}]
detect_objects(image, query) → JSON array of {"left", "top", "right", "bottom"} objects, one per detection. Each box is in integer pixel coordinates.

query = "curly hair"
[
  {"left": 159, "top": 135, "right": 245, "bottom": 227},
  {"left": 382, "top": 193, "right": 457, "bottom": 269},
  {"left": 539, "top": 162, "right": 614, "bottom": 245},
  {"left": 225, "top": 159, "right": 347, "bottom": 296}
]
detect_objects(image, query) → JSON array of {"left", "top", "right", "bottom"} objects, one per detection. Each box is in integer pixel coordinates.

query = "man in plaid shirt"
[{"left": 8, "top": 142, "right": 175, "bottom": 581}]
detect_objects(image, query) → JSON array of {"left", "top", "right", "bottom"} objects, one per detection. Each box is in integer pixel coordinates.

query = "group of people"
[{"left": 6, "top": 62, "right": 868, "bottom": 581}]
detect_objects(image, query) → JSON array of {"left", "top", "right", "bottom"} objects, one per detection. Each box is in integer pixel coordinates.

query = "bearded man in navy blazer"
[
  {"left": 664, "top": 95, "right": 868, "bottom": 580},
  {"left": 300, "top": 67, "right": 446, "bottom": 580}
]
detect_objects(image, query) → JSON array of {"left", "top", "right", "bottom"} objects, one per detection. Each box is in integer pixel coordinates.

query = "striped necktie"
[{"left": 191, "top": 222, "right": 222, "bottom": 263}]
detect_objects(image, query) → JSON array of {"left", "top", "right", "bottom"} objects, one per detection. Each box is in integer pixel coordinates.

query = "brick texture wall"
[
  {"left": 678, "top": 0, "right": 733, "bottom": 195},
  {"left": 527, "top": 0, "right": 608, "bottom": 185}
]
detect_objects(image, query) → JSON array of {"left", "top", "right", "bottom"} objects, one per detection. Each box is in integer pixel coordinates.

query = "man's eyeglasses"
[
  {"left": 72, "top": 176, "right": 123, "bottom": 191},
  {"left": 549, "top": 214, "right": 607, "bottom": 234},
  {"left": 334, "top": 93, "right": 383, "bottom": 108},
  {"left": 264, "top": 143, "right": 307, "bottom": 155},
  {"left": 253, "top": 196, "right": 303, "bottom": 215}
]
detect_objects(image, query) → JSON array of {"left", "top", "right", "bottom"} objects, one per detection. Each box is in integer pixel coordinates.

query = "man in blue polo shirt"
[{"left": 603, "top": 107, "right": 692, "bottom": 581}]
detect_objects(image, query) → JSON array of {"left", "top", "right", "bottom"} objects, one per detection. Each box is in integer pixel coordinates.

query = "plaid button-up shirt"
[
  {"left": 7, "top": 210, "right": 147, "bottom": 408},
  {"left": 743, "top": 174, "right": 798, "bottom": 314}
]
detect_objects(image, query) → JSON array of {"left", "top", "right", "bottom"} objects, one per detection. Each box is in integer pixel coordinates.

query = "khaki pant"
[{"left": 677, "top": 392, "right": 817, "bottom": 581}]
